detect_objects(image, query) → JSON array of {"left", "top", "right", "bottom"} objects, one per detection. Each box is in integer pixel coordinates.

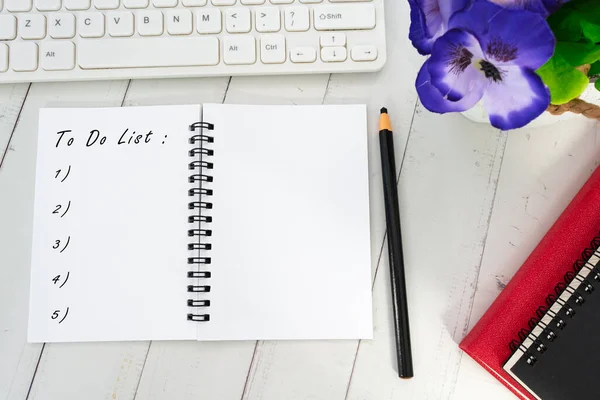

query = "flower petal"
[
  {"left": 483, "top": 67, "right": 550, "bottom": 130},
  {"left": 408, "top": 0, "right": 438, "bottom": 55},
  {"left": 416, "top": 60, "right": 484, "bottom": 114},
  {"left": 488, "top": 0, "right": 550, "bottom": 17},
  {"left": 542, "top": 0, "right": 569, "bottom": 14},
  {"left": 427, "top": 29, "right": 487, "bottom": 102},
  {"left": 450, "top": 1, "right": 555, "bottom": 69},
  {"left": 408, "top": 0, "right": 470, "bottom": 55}
]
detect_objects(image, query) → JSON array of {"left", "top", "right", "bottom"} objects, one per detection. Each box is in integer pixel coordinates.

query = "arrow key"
[
  {"left": 290, "top": 46, "right": 316, "bottom": 63},
  {"left": 320, "top": 33, "right": 346, "bottom": 47},
  {"left": 351, "top": 45, "right": 377, "bottom": 62}
]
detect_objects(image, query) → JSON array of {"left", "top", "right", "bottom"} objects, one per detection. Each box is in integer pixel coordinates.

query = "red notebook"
[{"left": 460, "top": 166, "right": 600, "bottom": 399}]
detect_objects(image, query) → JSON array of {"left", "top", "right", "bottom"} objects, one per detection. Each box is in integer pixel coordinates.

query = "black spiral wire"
[
  {"left": 187, "top": 122, "right": 215, "bottom": 322},
  {"left": 508, "top": 234, "right": 600, "bottom": 366}
]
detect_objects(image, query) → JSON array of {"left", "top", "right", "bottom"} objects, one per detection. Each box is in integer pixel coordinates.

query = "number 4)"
[{"left": 52, "top": 275, "right": 60, "bottom": 284}]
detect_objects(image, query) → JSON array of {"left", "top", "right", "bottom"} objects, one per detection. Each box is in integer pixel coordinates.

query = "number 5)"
[{"left": 51, "top": 310, "right": 60, "bottom": 319}]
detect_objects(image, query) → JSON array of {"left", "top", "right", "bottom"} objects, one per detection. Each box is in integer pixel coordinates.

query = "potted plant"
[{"left": 408, "top": 0, "right": 600, "bottom": 130}]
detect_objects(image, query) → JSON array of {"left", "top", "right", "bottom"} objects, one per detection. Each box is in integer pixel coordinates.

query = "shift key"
[{"left": 313, "top": 4, "right": 376, "bottom": 31}]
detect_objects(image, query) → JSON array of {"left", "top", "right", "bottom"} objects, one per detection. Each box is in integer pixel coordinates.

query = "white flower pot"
[{"left": 461, "top": 83, "right": 600, "bottom": 128}]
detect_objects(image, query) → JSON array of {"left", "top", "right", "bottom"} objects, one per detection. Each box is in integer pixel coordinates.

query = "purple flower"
[
  {"left": 408, "top": 0, "right": 470, "bottom": 55},
  {"left": 488, "top": 0, "right": 569, "bottom": 16},
  {"left": 416, "top": 1, "right": 555, "bottom": 130}
]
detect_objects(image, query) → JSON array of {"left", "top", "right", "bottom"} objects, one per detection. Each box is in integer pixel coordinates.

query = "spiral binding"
[
  {"left": 508, "top": 234, "right": 600, "bottom": 366},
  {"left": 187, "top": 121, "right": 215, "bottom": 323}
]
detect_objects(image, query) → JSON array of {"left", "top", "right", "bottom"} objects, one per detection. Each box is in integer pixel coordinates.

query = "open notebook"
[{"left": 28, "top": 104, "right": 372, "bottom": 343}]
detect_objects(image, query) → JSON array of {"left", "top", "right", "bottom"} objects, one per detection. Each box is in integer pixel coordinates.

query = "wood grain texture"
[
  {"left": 346, "top": 105, "right": 507, "bottom": 400},
  {"left": 452, "top": 118, "right": 600, "bottom": 400},
  {"left": 24, "top": 78, "right": 230, "bottom": 400},
  {"left": 0, "top": 81, "right": 129, "bottom": 400},
  {"left": 0, "top": 84, "right": 29, "bottom": 167}
]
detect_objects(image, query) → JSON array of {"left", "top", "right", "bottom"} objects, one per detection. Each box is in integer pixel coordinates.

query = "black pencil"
[{"left": 379, "top": 107, "right": 414, "bottom": 379}]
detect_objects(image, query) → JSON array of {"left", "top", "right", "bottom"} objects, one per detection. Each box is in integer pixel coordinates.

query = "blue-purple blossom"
[
  {"left": 488, "top": 0, "right": 569, "bottom": 16},
  {"left": 408, "top": 0, "right": 470, "bottom": 55},
  {"left": 416, "top": 1, "right": 556, "bottom": 130}
]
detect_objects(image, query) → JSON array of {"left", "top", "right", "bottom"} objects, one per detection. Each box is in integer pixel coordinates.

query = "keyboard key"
[
  {"left": 211, "top": 0, "right": 234, "bottom": 4},
  {"left": 65, "top": 0, "right": 90, "bottom": 9},
  {"left": 299, "top": 0, "right": 321, "bottom": 3},
  {"left": 321, "top": 46, "right": 346, "bottom": 62},
  {"left": 196, "top": 9, "right": 221, "bottom": 34},
  {"left": 7, "top": 0, "right": 32, "bottom": 11},
  {"left": 35, "top": 0, "right": 61, "bottom": 11},
  {"left": 11, "top": 42, "right": 38, "bottom": 71},
  {"left": 79, "top": 12, "right": 105, "bottom": 37},
  {"left": 182, "top": 0, "right": 206, "bottom": 5},
  {"left": 78, "top": 37, "right": 219, "bottom": 68},
  {"left": 124, "top": 0, "right": 148, "bottom": 8},
  {"left": 223, "top": 35, "right": 255, "bottom": 65},
  {"left": 0, "top": 44, "right": 7, "bottom": 72},
  {"left": 241, "top": 0, "right": 264, "bottom": 4},
  {"left": 290, "top": 46, "right": 315, "bottom": 63},
  {"left": 255, "top": 7, "right": 280, "bottom": 33},
  {"left": 0, "top": 15, "right": 17, "bottom": 40},
  {"left": 41, "top": 41, "right": 75, "bottom": 70},
  {"left": 226, "top": 8, "right": 251, "bottom": 33},
  {"left": 19, "top": 14, "right": 46, "bottom": 39},
  {"left": 314, "top": 4, "right": 375, "bottom": 31},
  {"left": 138, "top": 11, "right": 164, "bottom": 36},
  {"left": 320, "top": 33, "right": 345, "bottom": 47},
  {"left": 153, "top": 0, "right": 177, "bottom": 7},
  {"left": 49, "top": 13, "right": 76, "bottom": 38},
  {"left": 94, "top": 0, "right": 119, "bottom": 9},
  {"left": 284, "top": 6, "right": 308, "bottom": 32},
  {"left": 270, "top": 0, "right": 292, "bottom": 3},
  {"left": 351, "top": 45, "right": 377, "bottom": 61},
  {"left": 167, "top": 9, "right": 192, "bottom": 35},
  {"left": 108, "top": 11, "right": 134, "bottom": 36},
  {"left": 260, "top": 34, "right": 285, "bottom": 64}
]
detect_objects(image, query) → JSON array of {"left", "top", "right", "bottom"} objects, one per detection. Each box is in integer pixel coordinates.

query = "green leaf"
[
  {"left": 573, "top": 0, "right": 600, "bottom": 25},
  {"left": 590, "top": 61, "right": 600, "bottom": 76},
  {"left": 547, "top": 4, "right": 583, "bottom": 41},
  {"left": 596, "top": 79, "right": 600, "bottom": 92},
  {"left": 581, "top": 19, "right": 600, "bottom": 42},
  {"left": 538, "top": 54, "right": 590, "bottom": 105},
  {"left": 555, "top": 42, "right": 600, "bottom": 66}
]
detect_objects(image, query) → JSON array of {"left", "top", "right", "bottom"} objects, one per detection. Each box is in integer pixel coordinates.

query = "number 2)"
[
  {"left": 53, "top": 205, "right": 62, "bottom": 214},
  {"left": 53, "top": 240, "right": 60, "bottom": 249}
]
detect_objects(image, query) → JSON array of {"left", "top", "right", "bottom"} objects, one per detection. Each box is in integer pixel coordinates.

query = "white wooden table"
[{"left": 1, "top": 1, "right": 599, "bottom": 399}]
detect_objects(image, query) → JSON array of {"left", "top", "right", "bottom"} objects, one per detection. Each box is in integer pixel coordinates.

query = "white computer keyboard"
[{"left": 0, "top": 0, "right": 386, "bottom": 83}]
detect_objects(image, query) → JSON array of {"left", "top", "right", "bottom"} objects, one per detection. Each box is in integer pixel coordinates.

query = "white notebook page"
[
  {"left": 28, "top": 105, "right": 200, "bottom": 342},
  {"left": 200, "top": 104, "right": 372, "bottom": 340}
]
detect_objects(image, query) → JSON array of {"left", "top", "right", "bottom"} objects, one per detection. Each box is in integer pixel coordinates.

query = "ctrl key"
[{"left": 0, "top": 44, "right": 7, "bottom": 72}]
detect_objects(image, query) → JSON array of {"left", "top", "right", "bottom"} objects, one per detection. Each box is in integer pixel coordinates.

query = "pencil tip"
[{"left": 380, "top": 107, "right": 388, "bottom": 114}]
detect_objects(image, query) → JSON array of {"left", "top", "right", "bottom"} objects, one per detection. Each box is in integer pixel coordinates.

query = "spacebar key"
[{"left": 78, "top": 38, "right": 220, "bottom": 69}]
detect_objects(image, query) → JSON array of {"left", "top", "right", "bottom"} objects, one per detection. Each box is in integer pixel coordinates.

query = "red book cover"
[{"left": 460, "top": 166, "right": 600, "bottom": 399}]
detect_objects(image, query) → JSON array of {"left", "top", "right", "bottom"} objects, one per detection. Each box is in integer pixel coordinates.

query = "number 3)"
[
  {"left": 51, "top": 310, "right": 60, "bottom": 319},
  {"left": 53, "top": 240, "right": 60, "bottom": 249}
]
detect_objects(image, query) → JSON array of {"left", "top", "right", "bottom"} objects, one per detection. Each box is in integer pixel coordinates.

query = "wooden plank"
[
  {"left": 133, "top": 74, "right": 330, "bottom": 400},
  {"left": 452, "top": 118, "right": 600, "bottom": 399},
  {"left": 0, "top": 84, "right": 29, "bottom": 167},
  {"left": 239, "top": 1, "right": 425, "bottom": 398},
  {"left": 346, "top": 106, "right": 507, "bottom": 399},
  {"left": 0, "top": 81, "right": 129, "bottom": 400},
  {"left": 24, "top": 78, "right": 230, "bottom": 400}
]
